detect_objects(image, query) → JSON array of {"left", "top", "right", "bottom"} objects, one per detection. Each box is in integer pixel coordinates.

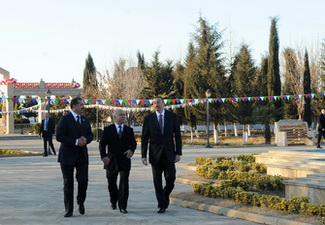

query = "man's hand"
[
  {"left": 142, "top": 158, "right": 148, "bottom": 166},
  {"left": 124, "top": 150, "right": 134, "bottom": 159},
  {"left": 174, "top": 154, "right": 181, "bottom": 163},
  {"left": 77, "top": 136, "right": 87, "bottom": 147},
  {"left": 102, "top": 157, "right": 110, "bottom": 165}
]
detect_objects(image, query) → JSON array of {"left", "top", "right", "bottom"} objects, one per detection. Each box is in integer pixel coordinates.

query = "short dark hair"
[
  {"left": 153, "top": 96, "right": 164, "bottom": 103},
  {"left": 70, "top": 97, "right": 82, "bottom": 109}
]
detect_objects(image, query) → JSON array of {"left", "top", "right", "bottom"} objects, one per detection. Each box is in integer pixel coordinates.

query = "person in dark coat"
[
  {"left": 317, "top": 108, "right": 325, "bottom": 148},
  {"left": 39, "top": 112, "right": 56, "bottom": 156},
  {"left": 56, "top": 97, "right": 93, "bottom": 217},
  {"left": 99, "top": 109, "right": 137, "bottom": 214},
  {"left": 141, "top": 97, "right": 182, "bottom": 213}
]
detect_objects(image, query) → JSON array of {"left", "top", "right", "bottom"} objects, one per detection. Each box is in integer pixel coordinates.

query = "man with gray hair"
[{"left": 99, "top": 109, "right": 137, "bottom": 213}]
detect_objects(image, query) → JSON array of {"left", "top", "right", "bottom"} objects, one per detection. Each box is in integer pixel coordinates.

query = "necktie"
[
  {"left": 118, "top": 125, "right": 122, "bottom": 139},
  {"left": 159, "top": 114, "right": 163, "bottom": 133},
  {"left": 77, "top": 115, "right": 81, "bottom": 125}
]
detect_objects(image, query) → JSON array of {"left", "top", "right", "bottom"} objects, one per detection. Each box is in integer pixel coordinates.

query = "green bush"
[{"left": 193, "top": 182, "right": 325, "bottom": 217}]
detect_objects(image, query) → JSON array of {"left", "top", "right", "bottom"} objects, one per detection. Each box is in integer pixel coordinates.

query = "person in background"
[
  {"left": 317, "top": 108, "right": 325, "bottom": 148},
  {"left": 56, "top": 97, "right": 93, "bottom": 217},
  {"left": 141, "top": 97, "right": 182, "bottom": 213},
  {"left": 39, "top": 112, "right": 56, "bottom": 156},
  {"left": 99, "top": 109, "right": 137, "bottom": 214}
]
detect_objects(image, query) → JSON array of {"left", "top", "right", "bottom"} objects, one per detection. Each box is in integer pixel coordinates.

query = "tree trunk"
[
  {"left": 264, "top": 122, "right": 271, "bottom": 144},
  {"left": 224, "top": 123, "right": 227, "bottom": 137},
  {"left": 214, "top": 125, "right": 218, "bottom": 143},
  {"left": 234, "top": 123, "right": 238, "bottom": 136}
]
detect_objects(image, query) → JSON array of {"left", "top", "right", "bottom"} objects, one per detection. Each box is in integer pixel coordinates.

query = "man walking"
[
  {"left": 56, "top": 97, "right": 93, "bottom": 217},
  {"left": 99, "top": 109, "right": 137, "bottom": 213},
  {"left": 317, "top": 108, "right": 325, "bottom": 148},
  {"left": 141, "top": 97, "right": 182, "bottom": 213},
  {"left": 39, "top": 112, "right": 56, "bottom": 156}
]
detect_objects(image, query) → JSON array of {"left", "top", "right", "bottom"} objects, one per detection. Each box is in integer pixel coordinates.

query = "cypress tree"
[
  {"left": 303, "top": 50, "right": 312, "bottom": 125},
  {"left": 83, "top": 53, "right": 97, "bottom": 96},
  {"left": 267, "top": 17, "right": 282, "bottom": 119}
]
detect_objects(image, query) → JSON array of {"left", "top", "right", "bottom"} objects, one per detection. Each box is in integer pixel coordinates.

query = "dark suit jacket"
[
  {"left": 56, "top": 112, "right": 93, "bottom": 165},
  {"left": 319, "top": 114, "right": 325, "bottom": 131},
  {"left": 39, "top": 118, "right": 55, "bottom": 137},
  {"left": 141, "top": 110, "right": 182, "bottom": 164},
  {"left": 99, "top": 124, "right": 137, "bottom": 171}
]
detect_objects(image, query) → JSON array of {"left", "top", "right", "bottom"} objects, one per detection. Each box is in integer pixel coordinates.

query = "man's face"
[
  {"left": 322, "top": 109, "right": 325, "bottom": 114},
  {"left": 115, "top": 110, "right": 126, "bottom": 125},
  {"left": 73, "top": 100, "right": 84, "bottom": 115},
  {"left": 45, "top": 113, "right": 49, "bottom": 118},
  {"left": 153, "top": 98, "right": 164, "bottom": 113}
]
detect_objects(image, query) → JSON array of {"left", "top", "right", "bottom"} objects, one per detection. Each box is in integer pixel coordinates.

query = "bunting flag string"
[
  {"left": 0, "top": 92, "right": 323, "bottom": 106},
  {"left": 0, "top": 102, "right": 45, "bottom": 115}
]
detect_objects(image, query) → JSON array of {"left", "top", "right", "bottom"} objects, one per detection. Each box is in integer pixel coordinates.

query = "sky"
[{"left": 0, "top": 0, "right": 325, "bottom": 85}]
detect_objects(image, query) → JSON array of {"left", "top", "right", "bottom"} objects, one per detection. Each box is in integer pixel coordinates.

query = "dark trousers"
[
  {"left": 42, "top": 133, "right": 56, "bottom": 155},
  {"left": 106, "top": 169, "right": 130, "bottom": 210},
  {"left": 151, "top": 153, "right": 176, "bottom": 208},
  {"left": 318, "top": 130, "right": 325, "bottom": 146},
  {"left": 60, "top": 153, "right": 88, "bottom": 213}
]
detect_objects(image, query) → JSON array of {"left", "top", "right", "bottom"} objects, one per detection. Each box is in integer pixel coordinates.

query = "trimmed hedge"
[
  {"left": 193, "top": 182, "right": 325, "bottom": 217},
  {"left": 193, "top": 154, "right": 325, "bottom": 221}
]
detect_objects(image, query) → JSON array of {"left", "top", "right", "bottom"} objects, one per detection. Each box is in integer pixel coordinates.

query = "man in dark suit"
[
  {"left": 56, "top": 97, "right": 93, "bottom": 217},
  {"left": 317, "top": 108, "right": 325, "bottom": 148},
  {"left": 99, "top": 109, "right": 137, "bottom": 214},
  {"left": 141, "top": 97, "right": 182, "bottom": 213},
  {"left": 39, "top": 112, "right": 56, "bottom": 156}
]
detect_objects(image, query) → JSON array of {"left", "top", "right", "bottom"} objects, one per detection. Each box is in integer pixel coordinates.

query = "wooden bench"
[
  {"left": 274, "top": 120, "right": 315, "bottom": 146},
  {"left": 279, "top": 124, "right": 307, "bottom": 142}
]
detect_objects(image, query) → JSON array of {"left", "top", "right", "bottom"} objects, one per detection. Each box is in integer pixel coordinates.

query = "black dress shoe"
[
  {"left": 111, "top": 204, "right": 117, "bottom": 210},
  {"left": 157, "top": 207, "right": 166, "bottom": 213},
  {"left": 317, "top": 145, "right": 322, "bottom": 149},
  {"left": 78, "top": 203, "right": 85, "bottom": 215},
  {"left": 64, "top": 212, "right": 73, "bottom": 217},
  {"left": 119, "top": 208, "right": 128, "bottom": 213}
]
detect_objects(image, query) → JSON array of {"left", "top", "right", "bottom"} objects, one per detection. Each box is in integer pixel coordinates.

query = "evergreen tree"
[
  {"left": 267, "top": 17, "right": 282, "bottom": 119},
  {"left": 303, "top": 50, "right": 312, "bottom": 126},
  {"left": 189, "top": 17, "right": 227, "bottom": 126},
  {"left": 141, "top": 51, "right": 174, "bottom": 98},
  {"left": 254, "top": 56, "right": 268, "bottom": 97},
  {"left": 83, "top": 53, "right": 97, "bottom": 97},
  {"left": 183, "top": 42, "right": 198, "bottom": 130},
  {"left": 81, "top": 53, "right": 98, "bottom": 124},
  {"left": 137, "top": 50, "right": 145, "bottom": 71},
  {"left": 230, "top": 44, "right": 256, "bottom": 126}
]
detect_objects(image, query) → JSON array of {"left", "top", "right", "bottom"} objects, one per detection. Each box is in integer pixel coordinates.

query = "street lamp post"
[{"left": 205, "top": 89, "right": 212, "bottom": 148}]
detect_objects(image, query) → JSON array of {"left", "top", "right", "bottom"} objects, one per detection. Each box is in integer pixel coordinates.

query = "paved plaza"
[{"left": 0, "top": 136, "right": 318, "bottom": 225}]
